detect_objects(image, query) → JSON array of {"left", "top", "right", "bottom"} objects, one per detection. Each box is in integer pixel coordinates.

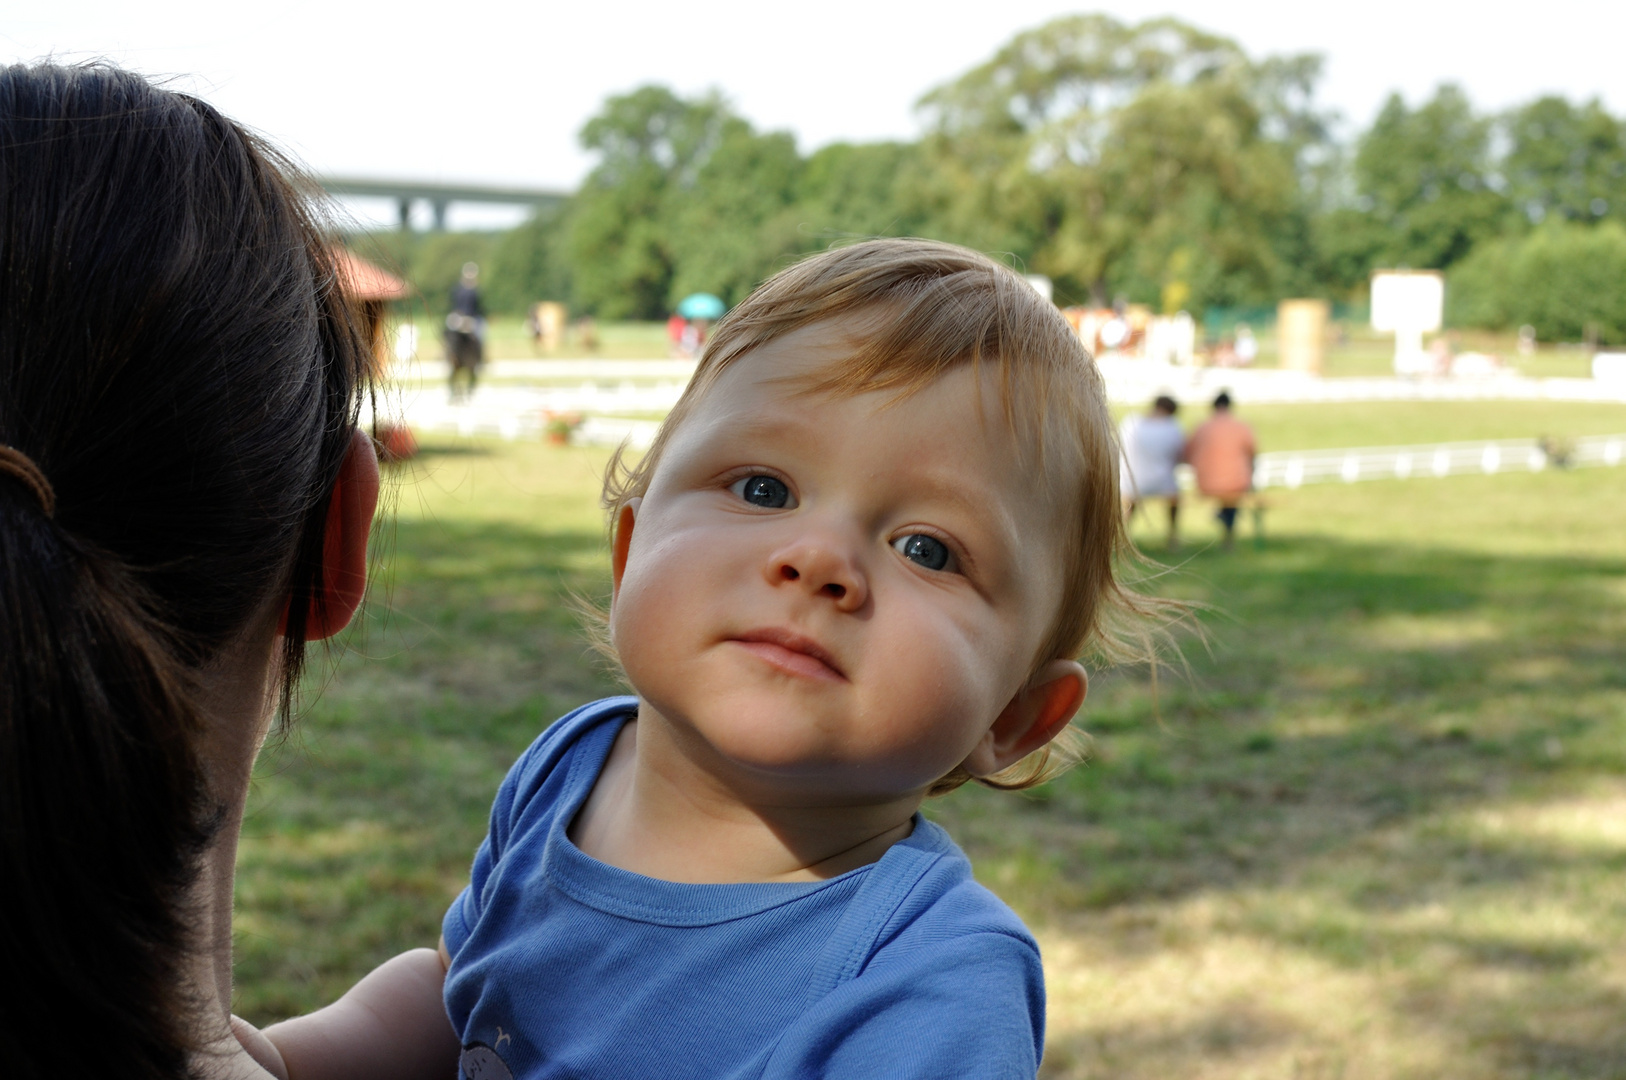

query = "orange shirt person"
[{"left": 1183, "top": 392, "right": 1256, "bottom": 548}]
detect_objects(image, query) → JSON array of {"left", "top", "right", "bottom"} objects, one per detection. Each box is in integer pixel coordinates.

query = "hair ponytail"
[
  {"left": 0, "top": 63, "right": 370, "bottom": 1078},
  {"left": 0, "top": 512, "right": 213, "bottom": 1078}
]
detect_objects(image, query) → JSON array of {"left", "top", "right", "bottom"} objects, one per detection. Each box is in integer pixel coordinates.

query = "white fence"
[
  {"left": 1250, "top": 434, "right": 1626, "bottom": 491},
  {"left": 378, "top": 359, "right": 1626, "bottom": 469},
  {"left": 370, "top": 384, "right": 683, "bottom": 442}
]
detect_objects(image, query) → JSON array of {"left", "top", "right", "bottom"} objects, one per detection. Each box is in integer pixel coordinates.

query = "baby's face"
[{"left": 610, "top": 321, "right": 1070, "bottom": 803}]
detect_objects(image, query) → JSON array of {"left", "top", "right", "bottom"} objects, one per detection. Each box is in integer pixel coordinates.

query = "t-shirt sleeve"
[
  {"left": 761, "top": 930, "right": 1045, "bottom": 1079},
  {"left": 443, "top": 749, "right": 526, "bottom": 955},
  {"left": 442, "top": 702, "right": 623, "bottom": 956}
]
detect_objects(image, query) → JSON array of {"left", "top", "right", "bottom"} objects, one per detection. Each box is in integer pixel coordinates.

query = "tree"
[
  {"left": 1084, "top": 78, "right": 1300, "bottom": 309},
  {"left": 1351, "top": 86, "right": 1504, "bottom": 270},
  {"left": 1502, "top": 96, "right": 1626, "bottom": 227},
  {"left": 565, "top": 86, "right": 736, "bottom": 318},
  {"left": 563, "top": 85, "right": 811, "bottom": 316},
  {"left": 484, "top": 208, "right": 570, "bottom": 315},
  {"left": 664, "top": 121, "right": 803, "bottom": 305},
  {"left": 1449, "top": 222, "right": 1626, "bottom": 342},
  {"left": 918, "top": 14, "right": 1248, "bottom": 136},
  {"left": 913, "top": 14, "right": 1249, "bottom": 289},
  {"left": 793, "top": 141, "right": 929, "bottom": 241},
  {"left": 1309, "top": 206, "right": 1389, "bottom": 295},
  {"left": 916, "top": 14, "right": 1319, "bottom": 307}
]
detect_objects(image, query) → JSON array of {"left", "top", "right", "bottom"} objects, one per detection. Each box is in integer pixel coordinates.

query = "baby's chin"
[{"left": 645, "top": 706, "right": 951, "bottom": 801}]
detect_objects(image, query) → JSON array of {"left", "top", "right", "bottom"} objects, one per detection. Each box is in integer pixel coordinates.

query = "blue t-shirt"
[{"left": 442, "top": 697, "right": 1045, "bottom": 1080}]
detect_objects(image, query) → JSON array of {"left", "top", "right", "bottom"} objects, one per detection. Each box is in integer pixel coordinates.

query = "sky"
[{"left": 7, "top": 0, "right": 1624, "bottom": 229}]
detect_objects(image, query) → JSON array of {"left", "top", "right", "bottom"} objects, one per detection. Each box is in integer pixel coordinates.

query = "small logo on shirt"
[{"left": 460, "top": 1040, "right": 515, "bottom": 1080}]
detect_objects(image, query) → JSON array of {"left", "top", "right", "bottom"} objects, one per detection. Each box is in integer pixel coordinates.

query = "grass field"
[
  {"left": 234, "top": 400, "right": 1626, "bottom": 1078},
  {"left": 406, "top": 316, "right": 669, "bottom": 360}
]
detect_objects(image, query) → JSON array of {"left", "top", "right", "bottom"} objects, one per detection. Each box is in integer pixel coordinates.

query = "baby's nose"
[
  {"left": 767, "top": 539, "right": 867, "bottom": 610},
  {"left": 778, "top": 563, "right": 848, "bottom": 601}
]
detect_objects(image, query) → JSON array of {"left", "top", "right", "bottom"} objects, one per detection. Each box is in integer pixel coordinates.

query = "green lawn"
[
  {"left": 1163, "top": 401, "right": 1626, "bottom": 452},
  {"left": 406, "top": 316, "right": 671, "bottom": 360},
  {"left": 235, "top": 402, "right": 1626, "bottom": 1078}
]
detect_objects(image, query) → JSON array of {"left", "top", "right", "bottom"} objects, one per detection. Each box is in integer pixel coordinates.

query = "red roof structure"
[
  {"left": 333, "top": 248, "right": 412, "bottom": 302},
  {"left": 332, "top": 248, "right": 412, "bottom": 377}
]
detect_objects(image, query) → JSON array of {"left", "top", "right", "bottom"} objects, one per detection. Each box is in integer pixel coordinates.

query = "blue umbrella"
[{"left": 676, "top": 292, "right": 726, "bottom": 320}]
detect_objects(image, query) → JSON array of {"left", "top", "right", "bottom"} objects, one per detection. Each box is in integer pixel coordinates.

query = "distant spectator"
[
  {"left": 1429, "top": 335, "right": 1453, "bottom": 376},
  {"left": 1517, "top": 324, "right": 1537, "bottom": 356},
  {"left": 680, "top": 319, "right": 701, "bottom": 358},
  {"left": 575, "top": 314, "right": 599, "bottom": 352},
  {"left": 667, "top": 313, "right": 688, "bottom": 358},
  {"left": 450, "top": 261, "right": 483, "bottom": 320},
  {"left": 532, "top": 301, "right": 566, "bottom": 352},
  {"left": 1119, "top": 394, "right": 1185, "bottom": 548},
  {"left": 445, "top": 261, "right": 485, "bottom": 401},
  {"left": 1234, "top": 323, "right": 1258, "bottom": 366},
  {"left": 1184, "top": 391, "right": 1257, "bottom": 550},
  {"left": 526, "top": 304, "right": 544, "bottom": 355}
]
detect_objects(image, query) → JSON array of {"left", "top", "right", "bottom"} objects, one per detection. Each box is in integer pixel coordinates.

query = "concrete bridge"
[{"left": 317, "top": 176, "right": 569, "bottom": 230}]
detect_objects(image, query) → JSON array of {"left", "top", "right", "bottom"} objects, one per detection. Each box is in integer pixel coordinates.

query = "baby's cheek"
[{"left": 875, "top": 645, "right": 1001, "bottom": 760}]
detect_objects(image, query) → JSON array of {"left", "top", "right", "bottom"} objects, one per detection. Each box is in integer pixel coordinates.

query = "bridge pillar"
[
  {"left": 431, "top": 199, "right": 449, "bottom": 231},
  {"left": 397, "top": 197, "right": 412, "bottom": 231}
]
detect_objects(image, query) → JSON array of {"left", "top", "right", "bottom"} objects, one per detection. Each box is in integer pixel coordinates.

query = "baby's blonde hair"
[{"left": 600, "top": 238, "right": 1169, "bottom": 794}]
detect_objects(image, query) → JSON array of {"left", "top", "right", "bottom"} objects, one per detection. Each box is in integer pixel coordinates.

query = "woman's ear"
[
  {"left": 962, "top": 660, "right": 1088, "bottom": 778},
  {"left": 610, "top": 497, "right": 641, "bottom": 601},
  {"left": 301, "top": 429, "right": 381, "bottom": 641}
]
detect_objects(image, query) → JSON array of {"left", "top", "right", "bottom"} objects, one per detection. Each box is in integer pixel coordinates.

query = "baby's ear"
[
  {"left": 610, "top": 497, "right": 641, "bottom": 599},
  {"left": 962, "top": 660, "right": 1088, "bottom": 778}
]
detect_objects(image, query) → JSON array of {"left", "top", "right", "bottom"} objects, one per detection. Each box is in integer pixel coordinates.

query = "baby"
[{"left": 253, "top": 238, "right": 1149, "bottom": 1080}]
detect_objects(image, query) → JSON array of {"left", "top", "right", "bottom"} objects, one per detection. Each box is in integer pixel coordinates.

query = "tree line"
[{"left": 359, "top": 14, "right": 1626, "bottom": 342}]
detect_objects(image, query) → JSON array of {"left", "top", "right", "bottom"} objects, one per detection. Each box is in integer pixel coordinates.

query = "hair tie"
[{"left": 0, "top": 445, "right": 56, "bottom": 518}]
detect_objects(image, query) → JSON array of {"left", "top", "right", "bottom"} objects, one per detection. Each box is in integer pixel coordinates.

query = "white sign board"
[
  {"left": 1595, "top": 352, "right": 1626, "bottom": 383},
  {"left": 1371, "top": 271, "right": 1443, "bottom": 333}
]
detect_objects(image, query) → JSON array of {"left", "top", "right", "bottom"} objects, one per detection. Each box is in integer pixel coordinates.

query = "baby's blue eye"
[
  {"left": 893, "top": 534, "right": 951, "bottom": 571},
  {"left": 732, "top": 474, "right": 791, "bottom": 508}
]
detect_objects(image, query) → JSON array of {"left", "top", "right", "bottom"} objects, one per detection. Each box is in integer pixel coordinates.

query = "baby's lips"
[{"left": 730, "top": 627, "right": 848, "bottom": 681}]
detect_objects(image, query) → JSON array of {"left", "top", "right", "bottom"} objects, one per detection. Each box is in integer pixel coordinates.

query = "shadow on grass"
[
  {"left": 932, "top": 533, "right": 1626, "bottom": 1075},
  {"left": 401, "top": 441, "right": 497, "bottom": 459},
  {"left": 939, "top": 532, "right": 1626, "bottom": 886},
  {"left": 1039, "top": 1001, "right": 1301, "bottom": 1074}
]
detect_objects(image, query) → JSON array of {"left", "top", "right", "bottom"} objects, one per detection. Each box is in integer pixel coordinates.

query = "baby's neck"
[{"left": 569, "top": 712, "right": 920, "bottom": 884}]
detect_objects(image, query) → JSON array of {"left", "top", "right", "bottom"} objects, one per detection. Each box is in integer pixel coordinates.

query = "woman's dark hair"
[{"left": 0, "top": 64, "right": 369, "bottom": 1078}]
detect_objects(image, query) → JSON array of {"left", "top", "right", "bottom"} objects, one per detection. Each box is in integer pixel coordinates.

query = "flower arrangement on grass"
[{"left": 543, "top": 411, "right": 585, "bottom": 445}]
